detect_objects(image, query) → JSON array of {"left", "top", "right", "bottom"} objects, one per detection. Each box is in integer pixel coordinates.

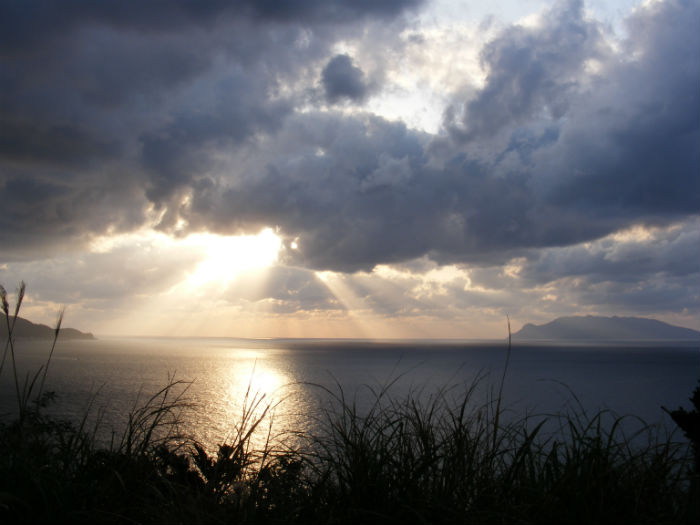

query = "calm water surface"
[{"left": 2, "top": 337, "right": 698, "bottom": 450}]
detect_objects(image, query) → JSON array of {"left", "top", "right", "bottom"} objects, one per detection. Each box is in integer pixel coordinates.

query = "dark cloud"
[
  {"left": 0, "top": 121, "right": 119, "bottom": 166},
  {"left": 462, "top": 217, "right": 700, "bottom": 319},
  {"left": 0, "top": 0, "right": 697, "bottom": 328},
  {"left": 184, "top": 114, "right": 436, "bottom": 271},
  {"left": 444, "top": 0, "right": 607, "bottom": 141},
  {"left": 0, "top": 0, "right": 422, "bottom": 256},
  {"left": 0, "top": 163, "right": 149, "bottom": 260},
  {"left": 139, "top": 76, "right": 292, "bottom": 204},
  {"left": 0, "top": 0, "right": 425, "bottom": 54},
  {"left": 322, "top": 54, "right": 369, "bottom": 103},
  {"left": 146, "top": 0, "right": 693, "bottom": 276},
  {"left": 517, "top": 220, "right": 700, "bottom": 286},
  {"left": 541, "top": 0, "right": 700, "bottom": 217}
]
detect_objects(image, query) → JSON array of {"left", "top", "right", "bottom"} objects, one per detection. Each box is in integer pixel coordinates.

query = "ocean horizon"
[{"left": 2, "top": 336, "right": 698, "bottom": 452}]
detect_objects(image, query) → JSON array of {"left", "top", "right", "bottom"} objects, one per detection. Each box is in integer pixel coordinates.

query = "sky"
[{"left": 0, "top": 0, "right": 698, "bottom": 339}]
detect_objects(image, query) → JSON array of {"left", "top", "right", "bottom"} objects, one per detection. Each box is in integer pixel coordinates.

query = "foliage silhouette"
[{"left": 0, "top": 282, "right": 695, "bottom": 524}]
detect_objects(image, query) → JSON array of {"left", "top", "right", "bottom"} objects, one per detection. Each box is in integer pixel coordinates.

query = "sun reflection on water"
[
  {"left": 226, "top": 362, "right": 287, "bottom": 407},
  {"left": 192, "top": 356, "right": 308, "bottom": 454}
]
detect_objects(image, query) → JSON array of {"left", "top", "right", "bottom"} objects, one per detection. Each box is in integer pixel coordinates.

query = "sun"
[{"left": 187, "top": 228, "right": 282, "bottom": 286}]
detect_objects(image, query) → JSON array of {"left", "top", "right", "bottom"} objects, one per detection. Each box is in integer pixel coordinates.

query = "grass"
[
  {"left": 301, "top": 379, "right": 691, "bottom": 525},
  {"left": 1, "top": 282, "right": 697, "bottom": 524}
]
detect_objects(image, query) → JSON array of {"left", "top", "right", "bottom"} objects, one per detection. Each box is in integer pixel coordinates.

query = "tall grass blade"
[
  {"left": 36, "top": 307, "right": 65, "bottom": 403},
  {"left": 492, "top": 315, "right": 512, "bottom": 450},
  {"left": 1, "top": 282, "right": 27, "bottom": 417}
]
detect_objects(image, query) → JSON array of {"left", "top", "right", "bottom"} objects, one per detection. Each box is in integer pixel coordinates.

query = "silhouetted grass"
[
  {"left": 0, "top": 283, "right": 696, "bottom": 524},
  {"left": 299, "top": 380, "right": 690, "bottom": 525}
]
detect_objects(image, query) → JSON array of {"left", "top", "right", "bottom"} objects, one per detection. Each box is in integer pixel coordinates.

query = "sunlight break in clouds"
[
  {"left": 88, "top": 227, "right": 283, "bottom": 289},
  {"left": 186, "top": 229, "right": 282, "bottom": 288}
]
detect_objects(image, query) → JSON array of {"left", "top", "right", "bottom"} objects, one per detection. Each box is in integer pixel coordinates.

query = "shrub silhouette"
[{"left": 0, "top": 281, "right": 696, "bottom": 524}]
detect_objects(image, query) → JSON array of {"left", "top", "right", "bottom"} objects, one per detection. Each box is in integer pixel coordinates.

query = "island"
[
  {"left": 1, "top": 314, "right": 95, "bottom": 340},
  {"left": 513, "top": 315, "right": 700, "bottom": 341}
]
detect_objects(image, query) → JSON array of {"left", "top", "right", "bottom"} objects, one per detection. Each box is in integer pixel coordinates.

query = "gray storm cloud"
[
  {"left": 322, "top": 54, "right": 369, "bottom": 103},
  {"left": 0, "top": 0, "right": 697, "bottom": 306},
  {"left": 0, "top": 0, "right": 423, "bottom": 257},
  {"left": 444, "top": 0, "right": 606, "bottom": 141}
]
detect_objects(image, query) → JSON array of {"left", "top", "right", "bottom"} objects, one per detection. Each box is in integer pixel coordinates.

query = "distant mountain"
[
  {"left": 0, "top": 314, "right": 95, "bottom": 340},
  {"left": 513, "top": 315, "right": 700, "bottom": 341}
]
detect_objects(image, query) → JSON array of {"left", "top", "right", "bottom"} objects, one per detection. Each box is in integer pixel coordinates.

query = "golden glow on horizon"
[{"left": 50, "top": 216, "right": 699, "bottom": 340}]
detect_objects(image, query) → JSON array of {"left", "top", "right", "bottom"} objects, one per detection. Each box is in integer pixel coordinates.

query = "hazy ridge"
[
  {"left": 0, "top": 314, "right": 95, "bottom": 340},
  {"left": 514, "top": 315, "right": 699, "bottom": 341}
]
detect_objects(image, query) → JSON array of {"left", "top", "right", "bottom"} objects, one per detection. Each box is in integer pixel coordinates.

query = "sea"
[{"left": 1, "top": 337, "right": 698, "bottom": 452}]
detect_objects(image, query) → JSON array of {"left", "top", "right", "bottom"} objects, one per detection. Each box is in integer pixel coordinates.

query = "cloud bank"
[{"left": 0, "top": 0, "right": 697, "bottom": 335}]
